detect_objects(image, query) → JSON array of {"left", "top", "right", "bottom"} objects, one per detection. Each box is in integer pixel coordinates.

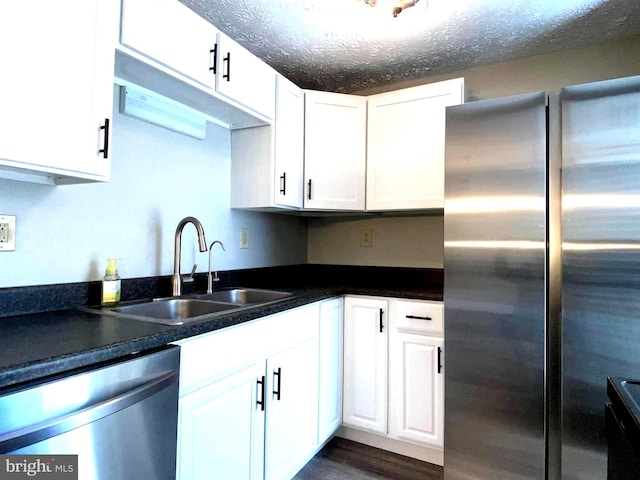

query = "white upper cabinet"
[
  {"left": 231, "top": 74, "right": 304, "bottom": 210},
  {"left": 120, "top": 0, "right": 218, "bottom": 89},
  {"left": 118, "top": 0, "right": 275, "bottom": 127},
  {"left": 304, "top": 91, "right": 367, "bottom": 211},
  {"left": 273, "top": 76, "right": 305, "bottom": 208},
  {"left": 216, "top": 32, "right": 276, "bottom": 120},
  {"left": 0, "top": 0, "right": 117, "bottom": 184},
  {"left": 366, "top": 78, "right": 465, "bottom": 210}
]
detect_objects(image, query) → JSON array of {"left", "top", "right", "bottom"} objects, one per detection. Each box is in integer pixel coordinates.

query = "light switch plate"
[
  {"left": 240, "top": 228, "right": 249, "bottom": 249},
  {"left": 0, "top": 215, "right": 16, "bottom": 251}
]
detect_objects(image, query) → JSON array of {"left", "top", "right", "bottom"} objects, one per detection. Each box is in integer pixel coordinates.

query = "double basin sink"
[{"left": 88, "top": 288, "right": 292, "bottom": 326}]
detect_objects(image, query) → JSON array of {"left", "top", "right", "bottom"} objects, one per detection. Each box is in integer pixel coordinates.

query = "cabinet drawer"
[
  {"left": 175, "top": 303, "right": 319, "bottom": 396},
  {"left": 394, "top": 300, "right": 443, "bottom": 335}
]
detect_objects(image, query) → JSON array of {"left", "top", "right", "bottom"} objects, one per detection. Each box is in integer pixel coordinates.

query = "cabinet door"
[
  {"left": 120, "top": 0, "right": 218, "bottom": 89},
  {"left": 274, "top": 75, "right": 305, "bottom": 208},
  {"left": 0, "top": 0, "right": 116, "bottom": 182},
  {"left": 343, "top": 297, "right": 388, "bottom": 434},
  {"left": 304, "top": 91, "right": 367, "bottom": 210},
  {"left": 229, "top": 75, "right": 303, "bottom": 210},
  {"left": 216, "top": 32, "right": 276, "bottom": 119},
  {"left": 318, "top": 298, "right": 344, "bottom": 444},
  {"left": 264, "top": 337, "right": 319, "bottom": 480},
  {"left": 177, "top": 361, "right": 265, "bottom": 480},
  {"left": 366, "top": 78, "right": 464, "bottom": 210},
  {"left": 389, "top": 332, "right": 444, "bottom": 448}
]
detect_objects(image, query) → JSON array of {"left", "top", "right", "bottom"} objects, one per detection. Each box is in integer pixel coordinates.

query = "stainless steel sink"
[
  {"left": 188, "top": 288, "right": 292, "bottom": 305},
  {"left": 85, "top": 298, "right": 241, "bottom": 326},
  {"left": 83, "top": 288, "right": 292, "bottom": 326},
  {"left": 113, "top": 298, "right": 238, "bottom": 321}
]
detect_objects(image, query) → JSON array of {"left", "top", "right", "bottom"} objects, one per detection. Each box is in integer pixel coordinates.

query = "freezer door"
[
  {"left": 444, "top": 92, "right": 547, "bottom": 479},
  {"left": 561, "top": 74, "right": 640, "bottom": 480}
]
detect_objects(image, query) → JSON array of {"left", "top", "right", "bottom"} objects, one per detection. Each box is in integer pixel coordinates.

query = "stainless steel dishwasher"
[{"left": 0, "top": 345, "right": 180, "bottom": 480}]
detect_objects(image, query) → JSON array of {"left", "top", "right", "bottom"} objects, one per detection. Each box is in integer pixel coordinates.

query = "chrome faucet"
[
  {"left": 172, "top": 217, "right": 207, "bottom": 296},
  {"left": 207, "top": 241, "right": 226, "bottom": 294}
]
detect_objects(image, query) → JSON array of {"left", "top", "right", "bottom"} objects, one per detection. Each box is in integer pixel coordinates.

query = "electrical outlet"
[
  {"left": 360, "top": 229, "right": 373, "bottom": 248},
  {"left": 0, "top": 215, "right": 16, "bottom": 251},
  {"left": 240, "top": 228, "right": 249, "bottom": 249}
]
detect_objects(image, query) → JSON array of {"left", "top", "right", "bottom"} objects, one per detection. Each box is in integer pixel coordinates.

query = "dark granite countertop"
[{"left": 0, "top": 265, "right": 442, "bottom": 390}]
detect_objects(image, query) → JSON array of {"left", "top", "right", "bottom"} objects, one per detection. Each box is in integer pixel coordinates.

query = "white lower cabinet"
[
  {"left": 264, "top": 337, "right": 319, "bottom": 480},
  {"left": 343, "top": 297, "right": 388, "bottom": 434},
  {"left": 342, "top": 296, "right": 444, "bottom": 464},
  {"left": 389, "top": 329, "right": 443, "bottom": 447},
  {"left": 175, "top": 299, "right": 342, "bottom": 480},
  {"left": 317, "top": 298, "right": 344, "bottom": 444},
  {"left": 178, "top": 360, "right": 265, "bottom": 479}
]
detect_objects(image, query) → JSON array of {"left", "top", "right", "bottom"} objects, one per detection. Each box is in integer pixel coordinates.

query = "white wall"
[
  {"left": 308, "top": 215, "right": 443, "bottom": 268},
  {"left": 0, "top": 86, "right": 307, "bottom": 288},
  {"left": 307, "top": 35, "right": 640, "bottom": 269}
]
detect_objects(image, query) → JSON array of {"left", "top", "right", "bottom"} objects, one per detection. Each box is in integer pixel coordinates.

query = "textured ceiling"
[{"left": 179, "top": 0, "right": 640, "bottom": 93}]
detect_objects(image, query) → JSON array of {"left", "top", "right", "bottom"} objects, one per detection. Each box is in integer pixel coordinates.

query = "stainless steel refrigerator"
[{"left": 443, "top": 74, "right": 640, "bottom": 480}]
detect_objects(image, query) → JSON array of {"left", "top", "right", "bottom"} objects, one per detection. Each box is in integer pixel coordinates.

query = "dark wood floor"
[{"left": 294, "top": 437, "right": 444, "bottom": 480}]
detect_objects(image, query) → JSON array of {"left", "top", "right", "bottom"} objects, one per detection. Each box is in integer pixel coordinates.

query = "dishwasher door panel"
[{"left": 0, "top": 346, "right": 180, "bottom": 480}]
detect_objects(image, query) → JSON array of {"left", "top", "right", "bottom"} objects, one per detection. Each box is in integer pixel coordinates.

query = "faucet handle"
[{"left": 182, "top": 264, "right": 197, "bottom": 283}]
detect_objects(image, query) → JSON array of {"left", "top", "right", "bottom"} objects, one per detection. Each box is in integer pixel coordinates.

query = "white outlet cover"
[
  {"left": 360, "top": 228, "right": 373, "bottom": 248},
  {"left": 240, "top": 228, "right": 249, "bottom": 249},
  {"left": 0, "top": 214, "right": 16, "bottom": 251}
]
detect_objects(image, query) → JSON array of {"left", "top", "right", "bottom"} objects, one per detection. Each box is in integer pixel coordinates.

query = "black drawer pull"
[
  {"left": 99, "top": 118, "right": 110, "bottom": 159},
  {"left": 223, "top": 52, "right": 231, "bottom": 81},
  {"left": 279, "top": 172, "right": 286, "bottom": 195},
  {"left": 256, "top": 376, "right": 265, "bottom": 411},
  {"left": 273, "top": 367, "right": 282, "bottom": 400},
  {"left": 406, "top": 315, "right": 432, "bottom": 321},
  {"left": 209, "top": 44, "right": 217, "bottom": 74}
]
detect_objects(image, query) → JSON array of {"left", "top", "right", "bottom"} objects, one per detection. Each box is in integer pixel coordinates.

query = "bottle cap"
[{"left": 106, "top": 258, "right": 118, "bottom": 275}]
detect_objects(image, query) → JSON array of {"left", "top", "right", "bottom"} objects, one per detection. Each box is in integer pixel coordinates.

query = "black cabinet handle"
[
  {"left": 273, "top": 367, "right": 282, "bottom": 400},
  {"left": 99, "top": 118, "right": 110, "bottom": 159},
  {"left": 406, "top": 315, "right": 432, "bottom": 321},
  {"left": 279, "top": 172, "right": 286, "bottom": 195},
  {"left": 209, "top": 44, "right": 217, "bottom": 74},
  {"left": 437, "top": 347, "right": 442, "bottom": 374},
  {"left": 307, "top": 179, "right": 312, "bottom": 200},
  {"left": 223, "top": 52, "right": 231, "bottom": 81},
  {"left": 256, "top": 376, "right": 265, "bottom": 411},
  {"left": 379, "top": 308, "right": 384, "bottom": 333}
]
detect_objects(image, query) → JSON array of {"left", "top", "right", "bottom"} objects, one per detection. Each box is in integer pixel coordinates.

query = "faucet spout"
[
  {"left": 207, "top": 240, "right": 226, "bottom": 294},
  {"left": 172, "top": 216, "right": 207, "bottom": 296}
]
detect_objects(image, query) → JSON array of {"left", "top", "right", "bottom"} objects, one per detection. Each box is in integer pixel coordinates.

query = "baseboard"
[{"left": 336, "top": 426, "right": 444, "bottom": 466}]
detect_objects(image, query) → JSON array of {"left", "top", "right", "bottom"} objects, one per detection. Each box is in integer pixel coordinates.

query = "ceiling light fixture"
[{"left": 361, "top": 0, "right": 422, "bottom": 17}]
